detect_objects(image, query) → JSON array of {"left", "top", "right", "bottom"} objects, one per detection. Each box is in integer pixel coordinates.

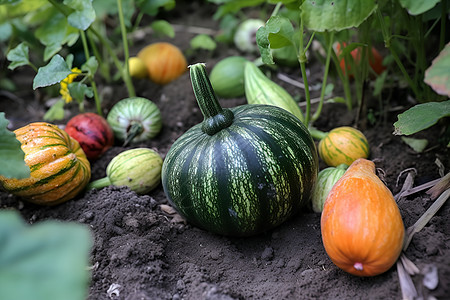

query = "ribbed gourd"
[
  {"left": 161, "top": 63, "right": 318, "bottom": 236},
  {"left": 318, "top": 126, "right": 369, "bottom": 167},
  {"left": 244, "top": 62, "right": 304, "bottom": 122},
  {"left": 311, "top": 164, "right": 348, "bottom": 213},
  {"left": 88, "top": 148, "right": 162, "bottom": 194},
  {"left": 0, "top": 122, "right": 91, "bottom": 205}
]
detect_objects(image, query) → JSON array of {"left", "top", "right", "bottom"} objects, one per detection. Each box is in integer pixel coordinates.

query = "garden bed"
[{"left": 1, "top": 1, "right": 449, "bottom": 299}]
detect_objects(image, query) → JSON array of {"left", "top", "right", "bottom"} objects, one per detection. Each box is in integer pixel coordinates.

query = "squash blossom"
[{"left": 60, "top": 68, "right": 81, "bottom": 103}]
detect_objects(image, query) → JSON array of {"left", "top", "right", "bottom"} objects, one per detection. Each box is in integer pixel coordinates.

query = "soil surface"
[{"left": 1, "top": 2, "right": 449, "bottom": 300}]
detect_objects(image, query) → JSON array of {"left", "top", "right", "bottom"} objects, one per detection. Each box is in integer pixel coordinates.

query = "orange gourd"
[
  {"left": 321, "top": 158, "right": 405, "bottom": 276},
  {"left": 137, "top": 42, "right": 187, "bottom": 85},
  {"left": 0, "top": 122, "right": 91, "bottom": 205}
]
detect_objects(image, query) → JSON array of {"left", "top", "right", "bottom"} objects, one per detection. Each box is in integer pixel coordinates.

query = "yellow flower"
[{"left": 60, "top": 67, "right": 81, "bottom": 103}]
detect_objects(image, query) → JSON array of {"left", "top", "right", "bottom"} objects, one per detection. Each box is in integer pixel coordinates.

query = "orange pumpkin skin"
[
  {"left": 0, "top": 122, "right": 91, "bottom": 205},
  {"left": 137, "top": 42, "right": 187, "bottom": 85},
  {"left": 321, "top": 158, "right": 404, "bottom": 276}
]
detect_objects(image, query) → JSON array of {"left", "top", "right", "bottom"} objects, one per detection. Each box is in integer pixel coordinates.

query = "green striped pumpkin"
[
  {"left": 161, "top": 63, "right": 318, "bottom": 236},
  {"left": 107, "top": 97, "right": 162, "bottom": 146},
  {"left": 318, "top": 126, "right": 369, "bottom": 167},
  {"left": 311, "top": 164, "right": 348, "bottom": 213},
  {"left": 0, "top": 122, "right": 91, "bottom": 205},
  {"left": 244, "top": 62, "right": 304, "bottom": 123},
  {"left": 88, "top": 148, "right": 162, "bottom": 194}
]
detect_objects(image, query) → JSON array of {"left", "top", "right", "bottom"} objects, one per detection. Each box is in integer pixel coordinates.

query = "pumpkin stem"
[
  {"left": 123, "top": 122, "right": 143, "bottom": 146},
  {"left": 189, "top": 63, "right": 234, "bottom": 136},
  {"left": 353, "top": 262, "right": 364, "bottom": 271}
]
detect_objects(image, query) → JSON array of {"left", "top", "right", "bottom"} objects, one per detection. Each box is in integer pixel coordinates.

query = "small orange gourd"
[
  {"left": 321, "top": 158, "right": 405, "bottom": 276},
  {"left": 0, "top": 122, "right": 91, "bottom": 205},
  {"left": 137, "top": 42, "right": 187, "bottom": 85}
]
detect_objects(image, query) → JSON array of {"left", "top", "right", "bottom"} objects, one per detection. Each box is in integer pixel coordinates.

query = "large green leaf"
[
  {"left": 398, "top": 0, "right": 440, "bottom": 15},
  {"left": 33, "top": 54, "right": 71, "bottom": 89},
  {"left": 424, "top": 42, "right": 450, "bottom": 97},
  {"left": 0, "top": 210, "right": 92, "bottom": 300},
  {"left": 300, "top": 0, "right": 377, "bottom": 32},
  {"left": 0, "top": 113, "right": 30, "bottom": 179},
  {"left": 393, "top": 100, "right": 450, "bottom": 135}
]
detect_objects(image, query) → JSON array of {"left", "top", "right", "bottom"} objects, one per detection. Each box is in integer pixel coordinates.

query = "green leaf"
[
  {"left": 64, "top": 0, "right": 96, "bottom": 30},
  {"left": 0, "top": 210, "right": 92, "bottom": 300},
  {"left": 264, "top": 15, "right": 295, "bottom": 49},
  {"left": 43, "top": 99, "right": 66, "bottom": 121},
  {"left": 0, "top": 112, "right": 30, "bottom": 179},
  {"left": 33, "top": 54, "right": 71, "bottom": 90},
  {"left": 393, "top": 101, "right": 450, "bottom": 135},
  {"left": 151, "top": 20, "right": 175, "bottom": 38},
  {"left": 300, "top": 0, "right": 377, "bottom": 32},
  {"left": 213, "top": 0, "right": 265, "bottom": 19},
  {"left": 68, "top": 82, "right": 93, "bottom": 102},
  {"left": 398, "top": 0, "right": 440, "bottom": 15},
  {"left": 137, "top": 0, "right": 175, "bottom": 16},
  {"left": 81, "top": 56, "right": 98, "bottom": 75},
  {"left": 6, "top": 42, "right": 30, "bottom": 70},
  {"left": 401, "top": 137, "right": 428, "bottom": 153},
  {"left": 256, "top": 26, "right": 274, "bottom": 65},
  {"left": 0, "top": 21, "right": 12, "bottom": 42},
  {"left": 190, "top": 34, "right": 217, "bottom": 51},
  {"left": 424, "top": 42, "right": 450, "bottom": 97},
  {"left": 0, "top": 0, "right": 21, "bottom": 4}
]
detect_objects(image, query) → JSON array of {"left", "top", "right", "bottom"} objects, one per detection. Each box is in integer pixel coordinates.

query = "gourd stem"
[
  {"left": 87, "top": 177, "right": 112, "bottom": 190},
  {"left": 123, "top": 122, "right": 144, "bottom": 146},
  {"left": 308, "top": 127, "right": 328, "bottom": 140},
  {"left": 189, "top": 63, "right": 234, "bottom": 135}
]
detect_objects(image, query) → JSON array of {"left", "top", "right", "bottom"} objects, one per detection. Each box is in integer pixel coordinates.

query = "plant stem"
[
  {"left": 297, "top": 17, "right": 312, "bottom": 126},
  {"left": 312, "top": 31, "right": 334, "bottom": 122},
  {"left": 376, "top": 9, "right": 421, "bottom": 100},
  {"left": 330, "top": 49, "right": 353, "bottom": 111},
  {"left": 308, "top": 127, "right": 328, "bottom": 140},
  {"left": 87, "top": 176, "right": 112, "bottom": 190},
  {"left": 80, "top": 30, "right": 102, "bottom": 116},
  {"left": 117, "top": 0, "right": 136, "bottom": 98}
]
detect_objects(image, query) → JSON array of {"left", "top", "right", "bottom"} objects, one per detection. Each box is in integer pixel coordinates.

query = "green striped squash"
[
  {"left": 311, "top": 164, "right": 348, "bottom": 213},
  {"left": 107, "top": 97, "right": 162, "bottom": 146},
  {"left": 0, "top": 122, "right": 91, "bottom": 205},
  {"left": 318, "top": 126, "right": 370, "bottom": 167},
  {"left": 244, "top": 62, "right": 304, "bottom": 123},
  {"left": 88, "top": 148, "right": 162, "bottom": 194},
  {"left": 161, "top": 63, "right": 318, "bottom": 236}
]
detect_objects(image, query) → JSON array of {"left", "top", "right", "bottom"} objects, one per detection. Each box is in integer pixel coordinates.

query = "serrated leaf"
[
  {"left": 256, "top": 26, "right": 274, "bottom": 65},
  {"left": 0, "top": 113, "right": 30, "bottom": 179},
  {"left": 393, "top": 101, "right": 450, "bottom": 135},
  {"left": 6, "top": 42, "right": 30, "bottom": 70},
  {"left": 0, "top": 210, "right": 92, "bottom": 300},
  {"left": 151, "top": 20, "right": 175, "bottom": 38},
  {"left": 424, "top": 42, "right": 450, "bottom": 97},
  {"left": 33, "top": 55, "right": 71, "bottom": 89},
  {"left": 398, "top": 0, "right": 440, "bottom": 15},
  {"left": 64, "top": 0, "right": 96, "bottom": 30},
  {"left": 190, "top": 34, "right": 217, "bottom": 51},
  {"left": 300, "top": 0, "right": 377, "bottom": 32}
]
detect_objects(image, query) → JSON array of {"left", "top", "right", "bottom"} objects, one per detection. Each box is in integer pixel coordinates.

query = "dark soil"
[{"left": 1, "top": 2, "right": 449, "bottom": 300}]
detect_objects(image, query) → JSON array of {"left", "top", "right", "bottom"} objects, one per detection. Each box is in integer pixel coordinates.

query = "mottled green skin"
[{"left": 162, "top": 104, "right": 318, "bottom": 236}]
